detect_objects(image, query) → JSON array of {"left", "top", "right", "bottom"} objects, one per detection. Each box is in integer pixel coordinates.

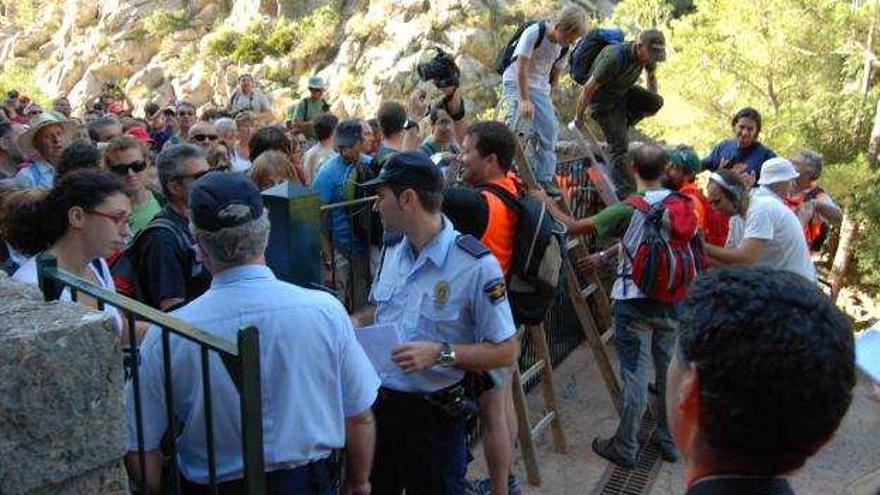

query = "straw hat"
[{"left": 17, "top": 111, "right": 77, "bottom": 157}]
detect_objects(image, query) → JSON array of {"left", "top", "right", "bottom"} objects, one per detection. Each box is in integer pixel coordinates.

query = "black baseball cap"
[
  {"left": 361, "top": 151, "right": 443, "bottom": 193},
  {"left": 334, "top": 119, "right": 363, "bottom": 147},
  {"left": 189, "top": 172, "right": 264, "bottom": 232}
]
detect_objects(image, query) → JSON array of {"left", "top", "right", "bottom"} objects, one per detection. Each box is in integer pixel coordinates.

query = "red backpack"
[{"left": 620, "top": 192, "right": 707, "bottom": 303}]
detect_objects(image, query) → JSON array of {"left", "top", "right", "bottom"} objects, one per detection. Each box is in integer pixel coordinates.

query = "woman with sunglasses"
[
  {"left": 9, "top": 169, "right": 131, "bottom": 334},
  {"left": 104, "top": 135, "right": 164, "bottom": 235}
]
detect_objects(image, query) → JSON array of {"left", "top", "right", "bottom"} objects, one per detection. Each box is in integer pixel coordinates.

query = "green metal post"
[{"left": 238, "top": 326, "right": 265, "bottom": 494}]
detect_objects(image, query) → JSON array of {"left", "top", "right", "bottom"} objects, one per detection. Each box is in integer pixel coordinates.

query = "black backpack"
[
  {"left": 494, "top": 21, "right": 570, "bottom": 81},
  {"left": 109, "top": 217, "right": 190, "bottom": 304},
  {"left": 478, "top": 184, "right": 564, "bottom": 325},
  {"left": 568, "top": 28, "right": 626, "bottom": 85},
  {"left": 345, "top": 158, "right": 384, "bottom": 247}
]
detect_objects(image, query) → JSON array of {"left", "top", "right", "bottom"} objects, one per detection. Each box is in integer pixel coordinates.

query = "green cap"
[{"left": 668, "top": 146, "right": 701, "bottom": 175}]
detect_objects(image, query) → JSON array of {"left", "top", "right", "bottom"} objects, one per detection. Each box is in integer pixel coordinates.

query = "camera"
[{"left": 417, "top": 48, "right": 460, "bottom": 88}]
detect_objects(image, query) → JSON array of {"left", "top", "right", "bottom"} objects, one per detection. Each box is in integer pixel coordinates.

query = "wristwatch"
[{"left": 436, "top": 342, "right": 456, "bottom": 367}]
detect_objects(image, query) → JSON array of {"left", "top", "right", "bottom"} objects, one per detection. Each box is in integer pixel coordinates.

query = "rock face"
[
  {"left": 0, "top": 280, "right": 125, "bottom": 495},
  {"left": 0, "top": 0, "right": 604, "bottom": 118}
]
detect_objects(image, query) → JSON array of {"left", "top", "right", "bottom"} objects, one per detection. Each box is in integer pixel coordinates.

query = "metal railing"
[{"left": 35, "top": 253, "right": 266, "bottom": 494}]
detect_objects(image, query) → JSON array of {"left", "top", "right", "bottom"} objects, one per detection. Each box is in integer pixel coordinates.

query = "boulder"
[
  {"left": 0, "top": 279, "right": 124, "bottom": 495},
  {"left": 197, "top": 3, "right": 223, "bottom": 24},
  {"left": 127, "top": 65, "right": 166, "bottom": 91}
]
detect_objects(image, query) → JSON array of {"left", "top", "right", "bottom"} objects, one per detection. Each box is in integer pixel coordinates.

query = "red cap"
[{"left": 126, "top": 126, "right": 154, "bottom": 144}]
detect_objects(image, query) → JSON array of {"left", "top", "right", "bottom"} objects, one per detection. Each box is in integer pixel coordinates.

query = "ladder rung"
[
  {"left": 530, "top": 411, "right": 556, "bottom": 439},
  {"left": 521, "top": 359, "right": 546, "bottom": 384},
  {"left": 601, "top": 325, "right": 614, "bottom": 344},
  {"left": 580, "top": 283, "right": 598, "bottom": 299}
]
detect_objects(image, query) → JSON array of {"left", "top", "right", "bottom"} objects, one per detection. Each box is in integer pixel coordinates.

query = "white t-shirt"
[
  {"left": 231, "top": 148, "right": 252, "bottom": 173},
  {"left": 501, "top": 22, "right": 564, "bottom": 93},
  {"left": 13, "top": 256, "right": 124, "bottom": 332},
  {"left": 726, "top": 215, "right": 745, "bottom": 248},
  {"left": 742, "top": 188, "right": 817, "bottom": 282}
]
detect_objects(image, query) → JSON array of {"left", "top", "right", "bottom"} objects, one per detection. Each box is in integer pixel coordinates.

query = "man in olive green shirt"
[
  {"left": 574, "top": 29, "right": 667, "bottom": 197},
  {"left": 288, "top": 76, "right": 331, "bottom": 141}
]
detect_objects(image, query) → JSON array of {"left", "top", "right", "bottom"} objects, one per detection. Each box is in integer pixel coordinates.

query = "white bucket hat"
[{"left": 758, "top": 157, "right": 799, "bottom": 186}]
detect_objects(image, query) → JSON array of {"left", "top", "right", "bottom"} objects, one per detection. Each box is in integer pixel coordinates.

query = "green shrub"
[
  {"left": 206, "top": 29, "right": 242, "bottom": 57},
  {"left": 143, "top": 9, "right": 192, "bottom": 37},
  {"left": 231, "top": 33, "right": 266, "bottom": 64}
]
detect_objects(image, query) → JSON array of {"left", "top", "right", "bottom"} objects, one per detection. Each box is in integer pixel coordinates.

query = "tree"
[{"left": 612, "top": 0, "right": 880, "bottom": 293}]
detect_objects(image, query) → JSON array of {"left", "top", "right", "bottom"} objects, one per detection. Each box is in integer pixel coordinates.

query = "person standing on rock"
[
  {"left": 15, "top": 112, "right": 76, "bottom": 189},
  {"left": 228, "top": 73, "right": 273, "bottom": 122},
  {"left": 573, "top": 29, "right": 668, "bottom": 197},
  {"left": 501, "top": 5, "right": 587, "bottom": 196},
  {"left": 289, "top": 76, "right": 331, "bottom": 141}
]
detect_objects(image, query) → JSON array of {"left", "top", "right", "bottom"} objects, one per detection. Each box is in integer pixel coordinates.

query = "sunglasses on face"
[
  {"left": 108, "top": 160, "right": 147, "bottom": 175},
  {"left": 192, "top": 134, "right": 219, "bottom": 142}
]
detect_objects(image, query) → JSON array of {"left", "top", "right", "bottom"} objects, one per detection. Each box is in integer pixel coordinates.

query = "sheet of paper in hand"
[{"left": 356, "top": 323, "right": 403, "bottom": 378}]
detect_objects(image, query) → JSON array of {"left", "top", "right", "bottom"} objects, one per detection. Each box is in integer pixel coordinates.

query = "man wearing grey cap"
[
  {"left": 574, "top": 28, "right": 667, "bottom": 197},
  {"left": 706, "top": 157, "right": 817, "bottom": 282},
  {"left": 125, "top": 171, "right": 379, "bottom": 494},
  {"left": 289, "top": 75, "right": 331, "bottom": 141}
]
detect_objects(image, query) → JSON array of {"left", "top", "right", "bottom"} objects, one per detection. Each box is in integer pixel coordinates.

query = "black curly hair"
[{"left": 677, "top": 267, "right": 855, "bottom": 476}]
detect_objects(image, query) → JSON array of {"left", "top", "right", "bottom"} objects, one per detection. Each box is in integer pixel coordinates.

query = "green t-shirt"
[
  {"left": 130, "top": 192, "right": 162, "bottom": 235},
  {"left": 590, "top": 42, "right": 644, "bottom": 104}
]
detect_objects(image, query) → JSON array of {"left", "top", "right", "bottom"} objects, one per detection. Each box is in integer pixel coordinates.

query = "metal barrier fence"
[{"left": 35, "top": 253, "right": 266, "bottom": 494}]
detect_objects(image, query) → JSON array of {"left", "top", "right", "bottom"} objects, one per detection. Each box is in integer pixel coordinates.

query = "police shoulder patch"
[
  {"left": 484, "top": 277, "right": 507, "bottom": 304},
  {"left": 455, "top": 234, "right": 490, "bottom": 258}
]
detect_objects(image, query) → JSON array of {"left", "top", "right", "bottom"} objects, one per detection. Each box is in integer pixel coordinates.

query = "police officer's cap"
[
  {"left": 189, "top": 172, "right": 264, "bottom": 232},
  {"left": 362, "top": 151, "right": 443, "bottom": 193}
]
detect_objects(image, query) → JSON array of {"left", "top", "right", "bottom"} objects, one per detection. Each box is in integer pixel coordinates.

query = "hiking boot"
[
  {"left": 592, "top": 437, "right": 636, "bottom": 469},
  {"left": 655, "top": 438, "right": 680, "bottom": 463},
  {"left": 538, "top": 180, "right": 562, "bottom": 198}
]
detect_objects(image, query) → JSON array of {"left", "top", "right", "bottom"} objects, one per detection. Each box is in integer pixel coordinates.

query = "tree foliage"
[{"left": 613, "top": 0, "right": 880, "bottom": 289}]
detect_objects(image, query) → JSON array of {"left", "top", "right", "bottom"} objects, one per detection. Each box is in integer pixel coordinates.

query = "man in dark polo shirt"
[
  {"left": 574, "top": 29, "right": 667, "bottom": 196},
  {"left": 669, "top": 268, "right": 855, "bottom": 495},
  {"left": 131, "top": 144, "right": 212, "bottom": 310}
]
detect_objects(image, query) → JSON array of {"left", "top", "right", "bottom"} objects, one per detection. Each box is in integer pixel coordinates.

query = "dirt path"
[{"left": 467, "top": 345, "right": 880, "bottom": 494}]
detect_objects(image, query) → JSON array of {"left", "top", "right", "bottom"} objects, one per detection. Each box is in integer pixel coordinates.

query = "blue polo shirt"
[
  {"left": 311, "top": 154, "right": 363, "bottom": 254},
  {"left": 702, "top": 138, "right": 776, "bottom": 178},
  {"left": 125, "top": 264, "right": 380, "bottom": 483}
]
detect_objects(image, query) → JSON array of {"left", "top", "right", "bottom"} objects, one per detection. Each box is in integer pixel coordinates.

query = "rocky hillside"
[{"left": 0, "top": 0, "right": 609, "bottom": 118}]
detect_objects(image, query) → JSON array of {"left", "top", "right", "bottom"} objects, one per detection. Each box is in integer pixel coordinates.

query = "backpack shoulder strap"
[
  {"left": 623, "top": 194, "right": 650, "bottom": 212},
  {"left": 478, "top": 183, "right": 522, "bottom": 213},
  {"left": 535, "top": 21, "right": 547, "bottom": 49},
  {"left": 135, "top": 216, "right": 189, "bottom": 253}
]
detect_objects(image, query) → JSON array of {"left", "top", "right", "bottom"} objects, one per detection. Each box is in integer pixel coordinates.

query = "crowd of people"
[{"left": 0, "top": 4, "right": 860, "bottom": 495}]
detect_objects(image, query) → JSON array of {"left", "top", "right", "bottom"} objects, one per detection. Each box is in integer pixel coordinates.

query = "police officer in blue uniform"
[
  {"left": 352, "top": 152, "right": 518, "bottom": 495},
  {"left": 124, "top": 172, "right": 380, "bottom": 495}
]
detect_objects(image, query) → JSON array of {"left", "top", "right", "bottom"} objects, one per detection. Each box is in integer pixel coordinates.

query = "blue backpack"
[{"left": 569, "top": 28, "right": 626, "bottom": 85}]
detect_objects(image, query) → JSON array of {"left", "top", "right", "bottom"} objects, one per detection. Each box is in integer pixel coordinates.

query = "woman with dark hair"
[
  {"left": 10, "top": 169, "right": 131, "bottom": 332},
  {"left": 702, "top": 107, "right": 777, "bottom": 180}
]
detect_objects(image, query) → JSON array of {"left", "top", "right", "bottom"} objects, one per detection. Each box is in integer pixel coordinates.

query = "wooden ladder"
[
  {"left": 511, "top": 322, "right": 567, "bottom": 486},
  {"left": 513, "top": 127, "right": 621, "bottom": 408},
  {"left": 506, "top": 126, "right": 623, "bottom": 485}
]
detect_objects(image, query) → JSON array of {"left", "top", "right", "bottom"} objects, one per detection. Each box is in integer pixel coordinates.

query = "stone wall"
[{"left": 0, "top": 280, "right": 126, "bottom": 495}]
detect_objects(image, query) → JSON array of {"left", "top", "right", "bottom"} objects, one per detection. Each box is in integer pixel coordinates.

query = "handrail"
[{"left": 36, "top": 254, "right": 238, "bottom": 356}]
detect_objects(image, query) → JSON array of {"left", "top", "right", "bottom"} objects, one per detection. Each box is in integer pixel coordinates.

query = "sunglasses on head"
[
  {"left": 192, "top": 134, "right": 218, "bottom": 142},
  {"left": 109, "top": 160, "right": 148, "bottom": 175}
]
